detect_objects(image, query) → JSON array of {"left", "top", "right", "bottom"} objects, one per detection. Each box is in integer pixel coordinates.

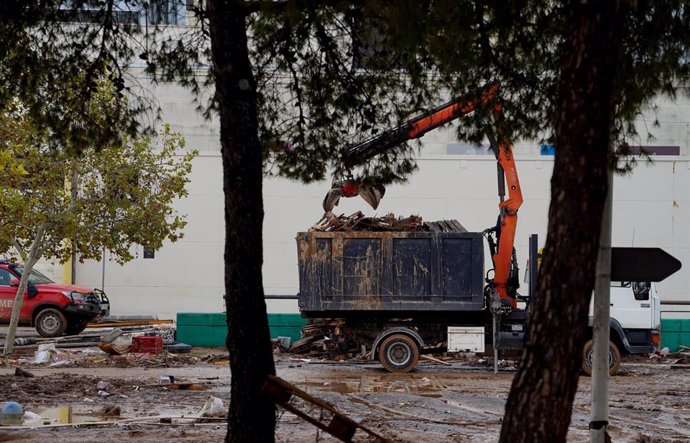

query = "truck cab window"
[
  {"left": 0, "top": 269, "right": 12, "bottom": 286},
  {"left": 632, "top": 281, "right": 651, "bottom": 301}
]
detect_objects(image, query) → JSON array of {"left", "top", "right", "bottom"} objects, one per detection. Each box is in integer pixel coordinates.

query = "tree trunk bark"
[
  {"left": 3, "top": 223, "right": 47, "bottom": 355},
  {"left": 499, "top": 1, "right": 627, "bottom": 441},
  {"left": 207, "top": 2, "right": 277, "bottom": 442}
]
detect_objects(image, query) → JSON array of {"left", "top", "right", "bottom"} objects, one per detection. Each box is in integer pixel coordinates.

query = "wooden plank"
[
  {"left": 87, "top": 319, "right": 174, "bottom": 328},
  {"left": 0, "top": 414, "right": 226, "bottom": 430},
  {"left": 262, "top": 375, "right": 388, "bottom": 442},
  {"left": 670, "top": 364, "right": 690, "bottom": 370},
  {"left": 450, "top": 220, "right": 467, "bottom": 232},
  {"left": 426, "top": 222, "right": 442, "bottom": 233},
  {"left": 420, "top": 354, "right": 451, "bottom": 366}
]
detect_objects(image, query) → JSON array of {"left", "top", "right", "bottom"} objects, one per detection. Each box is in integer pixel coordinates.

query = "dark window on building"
[
  {"left": 56, "top": 8, "right": 139, "bottom": 24},
  {"left": 145, "top": 0, "right": 181, "bottom": 25},
  {"left": 143, "top": 246, "right": 155, "bottom": 259},
  {"left": 630, "top": 146, "right": 680, "bottom": 156},
  {"left": 348, "top": 12, "right": 400, "bottom": 71}
]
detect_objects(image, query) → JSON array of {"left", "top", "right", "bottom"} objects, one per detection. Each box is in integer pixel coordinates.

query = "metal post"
[
  {"left": 591, "top": 168, "right": 613, "bottom": 443},
  {"left": 101, "top": 247, "right": 106, "bottom": 291},
  {"left": 491, "top": 290, "right": 502, "bottom": 374},
  {"left": 528, "top": 234, "right": 539, "bottom": 306},
  {"left": 71, "top": 251, "right": 76, "bottom": 284},
  {"left": 493, "top": 312, "right": 498, "bottom": 373}
]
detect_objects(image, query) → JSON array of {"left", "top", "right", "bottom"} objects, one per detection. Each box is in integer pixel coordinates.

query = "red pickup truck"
[{"left": 0, "top": 260, "right": 110, "bottom": 337}]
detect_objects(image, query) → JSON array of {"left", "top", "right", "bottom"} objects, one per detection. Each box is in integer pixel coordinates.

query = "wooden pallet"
[{"left": 262, "top": 375, "right": 388, "bottom": 442}]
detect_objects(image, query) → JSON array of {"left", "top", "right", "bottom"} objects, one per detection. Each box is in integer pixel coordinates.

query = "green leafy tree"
[{"left": 0, "top": 90, "right": 196, "bottom": 354}]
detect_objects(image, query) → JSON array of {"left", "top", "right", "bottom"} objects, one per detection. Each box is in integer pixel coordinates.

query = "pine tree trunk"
[
  {"left": 207, "top": 2, "right": 276, "bottom": 442},
  {"left": 499, "top": 1, "right": 627, "bottom": 441}
]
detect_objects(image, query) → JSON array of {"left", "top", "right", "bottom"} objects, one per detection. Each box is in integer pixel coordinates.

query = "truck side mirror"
[
  {"left": 27, "top": 281, "right": 38, "bottom": 298},
  {"left": 9, "top": 279, "right": 39, "bottom": 298}
]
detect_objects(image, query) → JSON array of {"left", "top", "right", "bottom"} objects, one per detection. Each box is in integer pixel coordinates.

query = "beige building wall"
[
  {"left": 62, "top": 79, "right": 690, "bottom": 319},
  {"left": 70, "top": 153, "right": 689, "bottom": 319}
]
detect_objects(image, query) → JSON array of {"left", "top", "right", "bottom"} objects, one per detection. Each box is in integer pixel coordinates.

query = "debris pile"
[
  {"left": 310, "top": 211, "right": 467, "bottom": 233},
  {"left": 0, "top": 322, "right": 199, "bottom": 370},
  {"left": 0, "top": 369, "right": 225, "bottom": 431},
  {"left": 285, "top": 320, "right": 503, "bottom": 370}
]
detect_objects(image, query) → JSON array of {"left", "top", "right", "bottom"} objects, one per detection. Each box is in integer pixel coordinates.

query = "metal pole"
[
  {"left": 493, "top": 312, "right": 498, "bottom": 374},
  {"left": 528, "top": 234, "right": 539, "bottom": 307},
  {"left": 591, "top": 168, "right": 613, "bottom": 443},
  {"left": 101, "top": 247, "right": 106, "bottom": 291},
  {"left": 491, "top": 290, "right": 502, "bottom": 374},
  {"left": 71, "top": 251, "right": 76, "bottom": 284}
]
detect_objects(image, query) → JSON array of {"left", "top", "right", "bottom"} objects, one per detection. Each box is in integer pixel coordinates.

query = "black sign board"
[{"left": 611, "top": 247, "right": 682, "bottom": 282}]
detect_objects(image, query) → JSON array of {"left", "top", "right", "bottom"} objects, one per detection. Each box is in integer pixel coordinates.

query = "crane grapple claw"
[
  {"left": 359, "top": 183, "right": 385, "bottom": 210},
  {"left": 322, "top": 181, "right": 386, "bottom": 212},
  {"left": 323, "top": 187, "right": 342, "bottom": 212}
]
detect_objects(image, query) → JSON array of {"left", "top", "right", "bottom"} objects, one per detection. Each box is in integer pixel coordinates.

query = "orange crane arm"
[
  {"left": 342, "top": 84, "right": 499, "bottom": 165},
  {"left": 490, "top": 130, "right": 523, "bottom": 309},
  {"left": 323, "top": 84, "right": 523, "bottom": 308}
]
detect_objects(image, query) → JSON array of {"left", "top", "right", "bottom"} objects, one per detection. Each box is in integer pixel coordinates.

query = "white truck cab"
[{"left": 588, "top": 281, "right": 661, "bottom": 355}]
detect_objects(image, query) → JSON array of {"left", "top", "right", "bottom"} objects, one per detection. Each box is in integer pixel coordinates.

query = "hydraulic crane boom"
[
  {"left": 322, "top": 84, "right": 522, "bottom": 307},
  {"left": 486, "top": 110, "right": 523, "bottom": 309},
  {"left": 323, "top": 85, "right": 500, "bottom": 212},
  {"left": 342, "top": 84, "right": 499, "bottom": 166}
]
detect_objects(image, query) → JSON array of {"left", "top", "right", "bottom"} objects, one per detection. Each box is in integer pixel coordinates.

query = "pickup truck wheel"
[
  {"left": 379, "top": 334, "right": 419, "bottom": 373},
  {"left": 582, "top": 339, "right": 621, "bottom": 376},
  {"left": 35, "top": 308, "right": 68, "bottom": 337},
  {"left": 65, "top": 319, "right": 89, "bottom": 336}
]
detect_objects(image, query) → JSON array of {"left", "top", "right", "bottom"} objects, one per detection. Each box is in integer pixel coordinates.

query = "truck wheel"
[
  {"left": 379, "top": 334, "right": 420, "bottom": 373},
  {"left": 582, "top": 339, "right": 621, "bottom": 376},
  {"left": 35, "top": 308, "right": 68, "bottom": 337},
  {"left": 65, "top": 319, "right": 89, "bottom": 336}
]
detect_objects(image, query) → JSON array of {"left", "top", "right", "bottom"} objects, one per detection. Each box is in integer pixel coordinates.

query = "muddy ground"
[{"left": 0, "top": 351, "right": 688, "bottom": 442}]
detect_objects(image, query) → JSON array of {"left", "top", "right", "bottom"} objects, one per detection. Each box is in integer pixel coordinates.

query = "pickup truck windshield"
[{"left": 14, "top": 267, "right": 54, "bottom": 284}]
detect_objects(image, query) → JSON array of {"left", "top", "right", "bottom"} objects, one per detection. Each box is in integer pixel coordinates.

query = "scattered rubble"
[
  {"left": 0, "top": 321, "right": 195, "bottom": 370},
  {"left": 33, "top": 344, "right": 58, "bottom": 364},
  {"left": 99, "top": 405, "right": 121, "bottom": 417},
  {"left": 0, "top": 348, "right": 687, "bottom": 441},
  {"left": 0, "top": 401, "right": 23, "bottom": 425},
  {"left": 310, "top": 211, "right": 467, "bottom": 233},
  {"left": 14, "top": 368, "right": 34, "bottom": 378},
  {"left": 198, "top": 396, "right": 225, "bottom": 418}
]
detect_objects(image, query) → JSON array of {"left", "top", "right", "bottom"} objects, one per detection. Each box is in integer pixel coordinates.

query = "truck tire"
[
  {"left": 65, "top": 319, "right": 89, "bottom": 336},
  {"left": 35, "top": 308, "right": 68, "bottom": 337},
  {"left": 582, "top": 339, "right": 621, "bottom": 376},
  {"left": 379, "top": 334, "right": 420, "bottom": 373}
]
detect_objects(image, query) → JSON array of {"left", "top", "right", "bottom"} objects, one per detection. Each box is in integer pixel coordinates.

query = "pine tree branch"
[{"left": 474, "top": 2, "right": 535, "bottom": 89}]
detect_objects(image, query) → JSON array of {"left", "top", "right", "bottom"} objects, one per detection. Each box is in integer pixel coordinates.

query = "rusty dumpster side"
[{"left": 296, "top": 231, "right": 485, "bottom": 316}]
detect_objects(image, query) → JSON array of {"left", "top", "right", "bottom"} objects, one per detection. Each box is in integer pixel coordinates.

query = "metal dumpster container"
[{"left": 297, "top": 230, "right": 485, "bottom": 316}]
